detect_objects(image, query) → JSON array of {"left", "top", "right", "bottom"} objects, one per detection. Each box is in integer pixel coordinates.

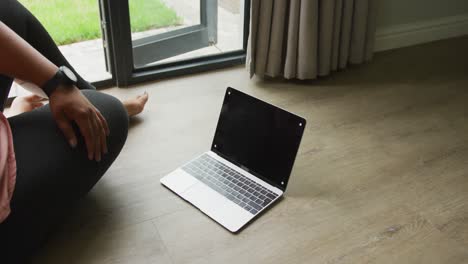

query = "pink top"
[{"left": 0, "top": 112, "right": 16, "bottom": 223}]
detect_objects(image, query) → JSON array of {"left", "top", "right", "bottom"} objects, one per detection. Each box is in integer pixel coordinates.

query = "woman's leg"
[
  {"left": 0, "top": 0, "right": 95, "bottom": 91},
  {"left": 0, "top": 90, "right": 128, "bottom": 263}
]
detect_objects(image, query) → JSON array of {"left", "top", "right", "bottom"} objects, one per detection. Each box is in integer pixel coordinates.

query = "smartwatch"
[{"left": 42, "top": 66, "right": 78, "bottom": 97}]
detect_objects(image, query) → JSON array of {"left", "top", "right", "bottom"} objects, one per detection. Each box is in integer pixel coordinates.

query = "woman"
[{"left": 0, "top": 0, "right": 148, "bottom": 262}]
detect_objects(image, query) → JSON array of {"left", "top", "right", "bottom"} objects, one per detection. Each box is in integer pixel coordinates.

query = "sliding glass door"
[
  {"left": 100, "top": 0, "right": 250, "bottom": 87},
  {"left": 131, "top": 0, "right": 218, "bottom": 67}
]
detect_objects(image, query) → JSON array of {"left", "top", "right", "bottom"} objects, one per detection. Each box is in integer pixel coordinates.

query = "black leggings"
[{"left": 0, "top": 1, "right": 129, "bottom": 262}]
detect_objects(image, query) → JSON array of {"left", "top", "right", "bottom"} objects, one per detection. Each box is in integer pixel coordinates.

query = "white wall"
[{"left": 375, "top": 0, "right": 468, "bottom": 51}]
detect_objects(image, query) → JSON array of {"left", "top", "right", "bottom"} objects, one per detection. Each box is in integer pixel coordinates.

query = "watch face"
[{"left": 60, "top": 66, "right": 78, "bottom": 83}]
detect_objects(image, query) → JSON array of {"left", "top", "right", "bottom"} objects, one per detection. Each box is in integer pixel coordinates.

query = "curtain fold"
[{"left": 248, "top": 0, "right": 378, "bottom": 80}]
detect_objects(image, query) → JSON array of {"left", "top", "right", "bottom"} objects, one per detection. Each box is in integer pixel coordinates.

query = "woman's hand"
[{"left": 49, "top": 86, "right": 109, "bottom": 161}]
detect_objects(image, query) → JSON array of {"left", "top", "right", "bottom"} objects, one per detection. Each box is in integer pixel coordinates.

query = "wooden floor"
[{"left": 35, "top": 36, "right": 468, "bottom": 264}]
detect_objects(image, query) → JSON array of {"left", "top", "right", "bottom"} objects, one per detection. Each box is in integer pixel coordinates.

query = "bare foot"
[
  {"left": 8, "top": 94, "right": 46, "bottom": 116},
  {"left": 122, "top": 92, "right": 149, "bottom": 117}
]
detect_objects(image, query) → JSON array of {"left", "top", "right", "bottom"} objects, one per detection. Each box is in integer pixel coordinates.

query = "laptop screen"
[{"left": 211, "top": 88, "right": 306, "bottom": 191}]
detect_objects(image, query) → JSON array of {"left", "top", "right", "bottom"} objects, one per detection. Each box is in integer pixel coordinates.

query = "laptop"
[{"left": 160, "top": 87, "right": 306, "bottom": 232}]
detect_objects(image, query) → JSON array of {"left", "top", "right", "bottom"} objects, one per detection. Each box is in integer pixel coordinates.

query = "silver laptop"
[{"left": 160, "top": 87, "right": 306, "bottom": 232}]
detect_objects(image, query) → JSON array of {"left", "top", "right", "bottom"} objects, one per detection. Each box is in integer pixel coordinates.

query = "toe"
[
  {"left": 139, "top": 92, "right": 149, "bottom": 103},
  {"left": 32, "top": 102, "right": 45, "bottom": 109},
  {"left": 25, "top": 94, "right": 45, "bottom": 102}
]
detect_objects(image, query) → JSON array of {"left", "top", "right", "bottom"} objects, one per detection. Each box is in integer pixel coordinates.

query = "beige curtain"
[{"left": 247, "top": 0, "right": 378, "bottom": 80}]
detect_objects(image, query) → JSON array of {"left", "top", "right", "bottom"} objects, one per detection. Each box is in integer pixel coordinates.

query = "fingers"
[
  {"left": 55, "top": 113, "right": 78, "bottom": 148},
  {"left": 92, "top": 110, "right": 108, "bottom": 162},
  {"left": 95, "top": 111, "right": 109, "bottom": 155},
  {"left": 91, "top": 115, "right": 102, "bottom": 162},
  {"left": 96, "top": 110, "right": 110, "bottom": 136},
  {"left": 49, "top": 87, "right": 109, "bottom": 162},
  {"left": 74, "top": 109, "right": 109, "bottom": 162},
  {"left": 89, "top": 110, "right": 108, "bottom": 162},
  {"left": 75, "top": 114, "right": 94, "bottom": 160}
]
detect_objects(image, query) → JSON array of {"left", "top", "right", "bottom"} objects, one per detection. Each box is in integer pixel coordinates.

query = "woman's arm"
[
  {"left": 0, "top": 21, "right": 57, "bottom": 86},
  {"left": 0, "top": 21, "right": 109, "bottom": 162}
]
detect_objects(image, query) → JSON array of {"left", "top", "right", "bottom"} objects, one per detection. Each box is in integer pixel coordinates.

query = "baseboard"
[{"left": 374, "top": 14, "right": 468, "bottom": 51}]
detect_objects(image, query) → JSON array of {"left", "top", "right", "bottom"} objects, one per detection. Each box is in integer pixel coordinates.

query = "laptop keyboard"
[{"left": 182, "top": 154, "right": 279, "bottom": 215}]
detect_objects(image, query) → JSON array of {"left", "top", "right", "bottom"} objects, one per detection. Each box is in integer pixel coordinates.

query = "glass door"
[
  {"left": 131, "top": 0, "right": 217, "bottom": 68},
  {"left": 100, "top": 0, "right": 250, "bottom": 87}
]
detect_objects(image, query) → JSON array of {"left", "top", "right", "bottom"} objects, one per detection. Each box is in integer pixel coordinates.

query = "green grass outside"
[{"left": 19, "top": 0, "right": 181, "bottom": 45}]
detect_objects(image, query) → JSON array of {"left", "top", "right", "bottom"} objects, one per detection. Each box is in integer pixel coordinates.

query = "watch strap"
[
  {"left": 42, "top": 67, "right": 76, "bottom": 97},
  {"left": 42, "top": 70, "right": 62, "bottom": 97}
]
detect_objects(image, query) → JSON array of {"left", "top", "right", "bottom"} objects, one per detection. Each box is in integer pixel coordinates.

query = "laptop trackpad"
[
  {"left": 183, "top": 182, "right": 252, "bottom": 232},
  {"left": 160, "top": 169, "right": 198, "bottom": 195}
]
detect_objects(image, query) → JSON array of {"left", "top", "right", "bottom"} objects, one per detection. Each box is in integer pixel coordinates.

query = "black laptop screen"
[{"left": 211, "top": 88, "right": 306, "bottom": 191}]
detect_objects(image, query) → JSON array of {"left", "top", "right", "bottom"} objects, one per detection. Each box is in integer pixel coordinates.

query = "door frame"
[{"left": 99, "top": 0, "right": 250, "bottom": 87}]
